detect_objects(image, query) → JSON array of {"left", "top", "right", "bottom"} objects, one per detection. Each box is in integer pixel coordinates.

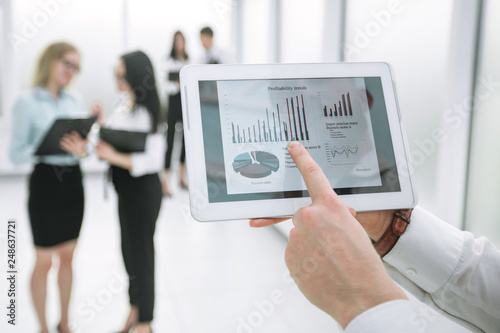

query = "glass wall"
[
  {"left": 240, "top": 0, "right": 273, "bottom": 63},
  {"left": 345, "top": 0, "right": 456, "bottom": 221},
  {"left": 8, "top": 0, "right": 123, "bottom": 111},
  {"left": 280, "top": 0, "right": 325, "bottom": 63},
  {"left": 0, "top": 0, "right": 233, "bottom": 173},
  {"left": 0, "top": 2, "right": 5, "bottom": 117},
  {"left": 465, "top": 0, "right": 500, "bottom": 247},
  {"left": 0, "top": 0, "right": 123, "bottom": 173},
  {"left": 238, "top": 0, "right": 344, "bottom": 64},
  {"left": 128, "top": 0, "right": 233, "bottom": 69},
  {"left": 2, "top": 0, "right": 494, "bottom": 239}
]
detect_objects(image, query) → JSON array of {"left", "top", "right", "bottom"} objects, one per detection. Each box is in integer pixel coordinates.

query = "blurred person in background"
[
  {"left": 9, "top": 41, "right": 99, "bottom": 333},
  {"left": 197, "top": 26, "right": 234, "bottom": 64},
  {"left": 161, "top": 30, "right": 189, "bottom": 196},
  {"left": 95, "top": 50, "right": 163, "bottom": 333}
]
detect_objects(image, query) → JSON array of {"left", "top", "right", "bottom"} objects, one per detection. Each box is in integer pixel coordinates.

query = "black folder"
[
  {"left": 99, "top": 128, "right": 147, "bottom": 153},
  {"left": 35, "top": 117, "right": 97, "bottom": 156},
  {"left": 168, "top": 71, "right": 180, "bottom": 81}
]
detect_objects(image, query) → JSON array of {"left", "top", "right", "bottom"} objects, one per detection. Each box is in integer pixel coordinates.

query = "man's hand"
[
  {"left": 352, "top": 210, "right": 395, "bottom": 242},
  {"left": 251, "top": 142, "right": 406, "bottom": 328},
  {"left": 250, "top": 188, "right": 394, "bottom": 243}
]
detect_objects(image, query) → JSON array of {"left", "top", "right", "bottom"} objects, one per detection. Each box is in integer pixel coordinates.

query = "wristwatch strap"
[{"left": 373, "top": 209, "right": 413, "bottom": 257}]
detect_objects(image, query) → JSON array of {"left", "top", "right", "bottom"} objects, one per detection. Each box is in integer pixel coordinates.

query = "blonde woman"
[{"left": 9, "top": 42, "right": 97, "bottom": 333}]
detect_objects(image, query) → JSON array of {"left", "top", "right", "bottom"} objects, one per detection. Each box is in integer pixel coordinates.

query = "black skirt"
[{"left": 28, "top": 163, "right": 84, "bottom": 247}]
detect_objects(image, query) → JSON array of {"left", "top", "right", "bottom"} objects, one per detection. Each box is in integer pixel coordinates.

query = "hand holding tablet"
[
  {"left": 252, "top": 141, "right": 407, "bottom": 328},
  {"left": 180, "top": 62, "right": 418, "bottom": 221},
  {"left": 249, "top": 142, "right": 396, "bottom": 244}
]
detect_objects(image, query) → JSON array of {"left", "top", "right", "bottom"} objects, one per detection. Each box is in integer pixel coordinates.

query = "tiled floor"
[{"left": 0, "top": 171, "right": 341, "bottom": 333}]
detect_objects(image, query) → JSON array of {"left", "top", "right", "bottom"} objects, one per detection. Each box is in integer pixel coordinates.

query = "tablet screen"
[{"left": 199, "top": 76, "right": 401, "bottom": 203}]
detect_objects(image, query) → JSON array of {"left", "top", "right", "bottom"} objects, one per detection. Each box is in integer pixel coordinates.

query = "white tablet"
[{"left": 180, "top": 62, "right": 417, "bottom": 222}]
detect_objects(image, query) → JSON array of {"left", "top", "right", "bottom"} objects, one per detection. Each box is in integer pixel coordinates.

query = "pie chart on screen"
[{"left": 232, "top": 151, "right": 280, "bottom": 178}]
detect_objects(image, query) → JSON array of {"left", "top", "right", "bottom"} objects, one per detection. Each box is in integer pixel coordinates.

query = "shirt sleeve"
[
  {"left": 129, "top": 131, "right": 165, "bottom": 177},
  {"left": 9, "top": 97, "right": 36, "bottom": 165},
  {"left": 345, "top": 298, "right": 472, "bottom": 333},
  {"left": 383, "top": 206, "right": 500, "bottom": 332}
]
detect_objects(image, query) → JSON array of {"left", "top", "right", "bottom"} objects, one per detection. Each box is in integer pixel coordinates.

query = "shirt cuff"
[
  {"left": 383, "top": 206, "right": 464, "bottom": 293},
  {"left": 345, "top": 300, "right": 415, "bottom": 333},
  {"left": 345, "top": 297, "right": 473, "bottom": 333}
]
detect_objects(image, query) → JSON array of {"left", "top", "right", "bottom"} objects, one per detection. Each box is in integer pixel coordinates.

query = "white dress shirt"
[
  {"left": 104, "top": 96, "right": 165, "bottom": 177},
  {"left": 346, "top": 206, "right": 500, "bottom": 332},
  {"left": 195, "top": 45, "right": 234, "bottom": 64},
  {"left": 159, "top": 56, "right": 189, "bottom": 96}
]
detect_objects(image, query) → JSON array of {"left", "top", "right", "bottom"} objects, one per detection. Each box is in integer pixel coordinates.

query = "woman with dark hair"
[
  {"left": 161, "top": 30, "right": 189, "bottom": 196},
  {"left": 9, "top": 41, "right": 97, "bottom": 333},
  {"left": 95, "top": 50, "right": 163, "bottom": 333}
]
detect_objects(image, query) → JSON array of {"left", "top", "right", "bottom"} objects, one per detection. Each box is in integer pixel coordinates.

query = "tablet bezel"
[{"left": 180, "top": 62, "right": 417, "bottom": 222}]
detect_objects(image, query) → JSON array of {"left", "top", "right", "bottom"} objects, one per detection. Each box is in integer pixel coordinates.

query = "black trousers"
[
  {"left": 111, "top": 166, "right": 162, "bottom": 322},
  {"left": 164, "top": 92, "right": 185, "bottom": 169}
]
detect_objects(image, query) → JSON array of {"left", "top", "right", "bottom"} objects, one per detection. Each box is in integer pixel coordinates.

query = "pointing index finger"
[{"left": 287, "top": 141, "right": 336, "bottom": 203}]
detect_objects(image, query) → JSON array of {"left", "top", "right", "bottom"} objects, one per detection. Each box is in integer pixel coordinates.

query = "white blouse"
[
  {"left": 104, "top": 96, "right": 165, "bottom": 177},
  {"left": 159, "top": 56, "right": 189, "bottom": 96}
]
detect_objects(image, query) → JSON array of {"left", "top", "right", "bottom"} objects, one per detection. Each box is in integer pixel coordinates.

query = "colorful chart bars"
[
  {"left": 231, "top": 94, "right": 310, "bottom": 144},
  {"left": 323, "top": 92, "right": 354, "bottom": 117}
]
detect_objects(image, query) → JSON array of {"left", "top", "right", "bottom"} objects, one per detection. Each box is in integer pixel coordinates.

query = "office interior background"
[{"left": 0, "top": 0, "right": 499, "bottom": 332}]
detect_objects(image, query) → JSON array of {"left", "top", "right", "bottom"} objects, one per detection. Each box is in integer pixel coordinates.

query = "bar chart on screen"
[
  {"left": 226, "top": 93, "right": 311, "bottom": 145},
  {"left": 319, "top": 91, "right": 358, "bottom": 119},
  {"left": 217, "top": 77, "right": 381, "bottom": 195}
]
